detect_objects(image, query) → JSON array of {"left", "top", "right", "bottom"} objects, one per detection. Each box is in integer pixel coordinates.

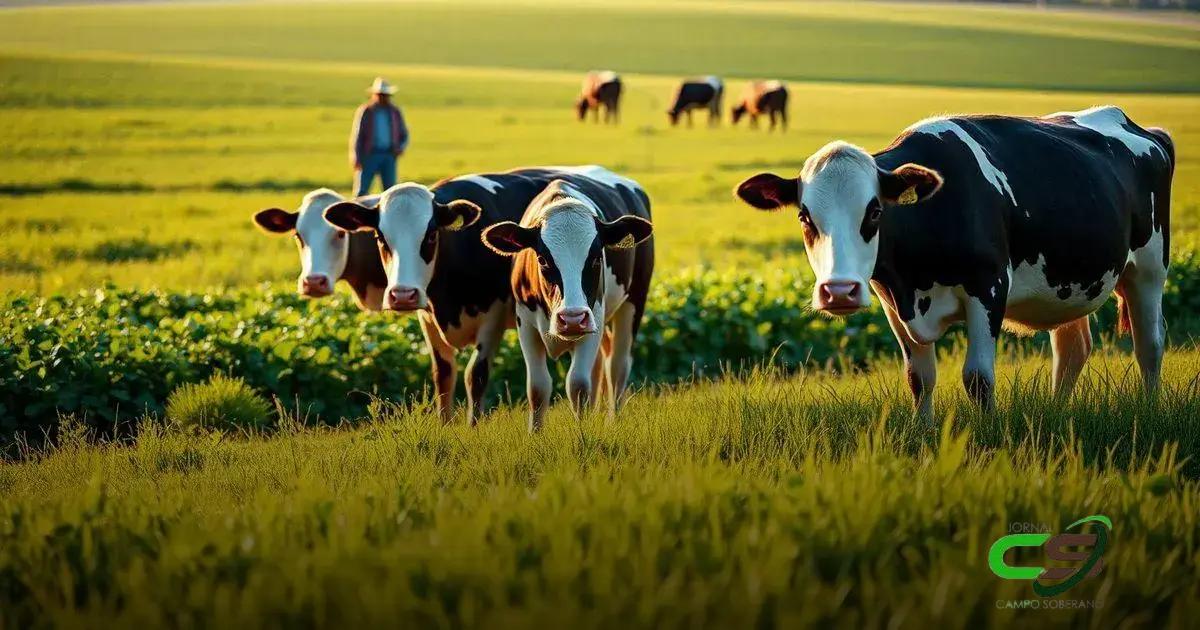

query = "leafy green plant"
[{"left": 165, "top": 374, "right": 272, "bottom": 433}]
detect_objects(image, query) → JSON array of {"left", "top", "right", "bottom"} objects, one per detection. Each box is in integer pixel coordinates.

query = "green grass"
[{"left": 3, "top": 350, "right": 1199, "bottom": 627}]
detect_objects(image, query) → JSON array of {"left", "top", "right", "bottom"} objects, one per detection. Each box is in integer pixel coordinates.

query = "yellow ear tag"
[
  {"left": 447, "top": 215, "right": 465, "bottom": 230},
  {"left": 614, "top": 234, "right": 637, "bottom": 249},
  {"left": 897, "top": 186, "right": 919, "bottom": 205}
]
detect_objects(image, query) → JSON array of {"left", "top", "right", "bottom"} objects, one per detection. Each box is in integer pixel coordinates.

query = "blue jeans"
[{"left": 354, "top": 152, "right": 397, "bottom": 196}]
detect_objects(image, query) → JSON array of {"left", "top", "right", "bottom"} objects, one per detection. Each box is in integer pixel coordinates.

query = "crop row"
[{"left": 3, "top": 252, "right": 1198, "bottom": 436}]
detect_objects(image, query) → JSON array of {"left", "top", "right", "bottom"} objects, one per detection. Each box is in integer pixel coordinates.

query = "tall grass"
[{"left": 2, "top": 350, "right": 1198, "bottom": 628}]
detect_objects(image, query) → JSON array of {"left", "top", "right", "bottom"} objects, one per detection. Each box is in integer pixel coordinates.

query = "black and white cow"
[
  {"left": 321, "top": 166, "right": 642, "bottom": 425},
  {"left": 731, "top": 80, "right": 789, "bottom": 132},
  {"left": 253, "top": 189, "right": 386, "bottom": 310},
  {"left": 735, "top": 106, "right": 1173, "bottom": 416},
  {"left": 577, "top": 71, "right": 622, "bottom": 124},
  {"left": 667, "top": 76, "right": 723, "bottom": 127},
  {"left": 481, "top": 176, "right": 654, "bottom": 432}
]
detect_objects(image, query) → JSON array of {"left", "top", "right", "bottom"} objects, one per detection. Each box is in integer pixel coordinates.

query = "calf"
[
  {"left": 667, "top": 76, "right": 723, "bottom": 127},
  {"left": 577, "top": 71, "right": 622, "bottom": 124},
  {"left": 253, "top": 189, "right": 386, "bottom": 310},
  {"left": 321, "top": 166, "right": 642, "bottom": 425},
  {"left": 481, "top": 177, "right": 654, "bottom": 432},
  {"left": 731, "top": 80, "right": 788, "bottom": 131},
  {"left": 734, "top": 106, "right": 1173, "bottom": 417}
]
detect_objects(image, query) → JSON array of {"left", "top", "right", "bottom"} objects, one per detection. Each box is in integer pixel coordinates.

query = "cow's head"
[
  {"left": 734, "top": 141, "right": 942, "bottom": 315},
  {"left": 666, "top": 109, "right": 682, "bottom": 126},
  {"left": 323, "top": 183, "right": 481, "bottom": 312},
  {"left": 482, "top": 199, "right": 652, "bottom": 339},
  {"left": 253, "top": 188, "right": 353, "bottom": 298},
  {"left": 575, "top": 96, "right": 589, "bottom": 121},
  {"left": 731, "top": 103, "right": 748, "bottom": 125}
]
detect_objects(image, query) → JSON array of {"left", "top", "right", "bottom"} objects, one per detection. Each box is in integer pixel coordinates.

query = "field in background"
[{"left": 2, "top": 1, "right": 1200, "bottom": 626}]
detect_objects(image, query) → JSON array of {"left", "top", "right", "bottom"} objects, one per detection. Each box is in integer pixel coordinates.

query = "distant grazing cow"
[
  {"left": 481, "top": 176, "right": 654, "bottom": 431},
  {"left": 734, "top": 106, "right": 1173, "bottom": 417},
  {"left": 731, "top": 80, "right": 788, "bottom": 131},
  {"left": 667, "top": 76, "right": 723, "bottom": 127},
  {"left": 253, "top": 189, "right": 386, "bottom": 310},
  {"left": 577, "top": 71, "right": 622, "bottom": 124},
  {"left": 321, "top": 166, "right": 643, "bottom": 425}
]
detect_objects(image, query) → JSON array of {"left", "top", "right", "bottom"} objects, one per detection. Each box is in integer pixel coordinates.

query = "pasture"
[{"left": 1, "top": 0, "right": 1200, "bottom": 626}]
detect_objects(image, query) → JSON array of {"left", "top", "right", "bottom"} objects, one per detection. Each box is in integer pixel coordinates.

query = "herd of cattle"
[
  {"left": 254, "top": 102, "right": 1174, "bottom": 431},
  {"left": 578, "top": 71, "right": 790, "bottom": 130}
]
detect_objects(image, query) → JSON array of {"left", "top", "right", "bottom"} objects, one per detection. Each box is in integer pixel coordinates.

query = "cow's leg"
[
  {"left": 881, "top": 297, "right": 936, "bottom": 419},
  {"left": 686, "top": 110, "right": 694, "bottom": 128},
  {"left": 1117, "top": 255, "right": 1168, "bottom": 392},
  {"left": 418, "top": 312, "right": 457, "bottom": 422},
  {"left": 779, "top": 107, "right": 788, "bottom": 132},
  {"left": 464, "top": 304, "right": 507, "bottom": 426},
  {"left": 590, "top": 329, "right": 612, "bottom": 407},
  {"left": 962, "top": 296, "right": 1000, "bottom": 410},
  {"left": 1050, "top": 316, "right": 1092, "bottom": 397},
  {"left": 565, "top": 331, "right": 602, "bottom": 418},
  {"left": 606, "top": 302, "right": 638, "bottom": 414},
  {"left": 516, "top": 316, "right": 552, "bottom": 432}
]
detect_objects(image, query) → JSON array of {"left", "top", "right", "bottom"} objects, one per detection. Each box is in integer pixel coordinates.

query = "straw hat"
[{"left": 366, "top": 77, "right": 397, "bottom": 95}]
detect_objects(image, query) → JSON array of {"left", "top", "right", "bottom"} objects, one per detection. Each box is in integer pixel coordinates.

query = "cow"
[
  {"left": 731, "top": 80, "right": 788, "bottom": 132},
  {"left": 252, "top": 189, "right": 386, "bottom": 311},
  {"left": 667, "top": 76, "right": 723, "bottom": 127},
  {"left": 481, "top": 177, "right": 654, "bottom": 432},
  {"left": 577, "top": 71, "right": 622, "bottom": 124},
  {"left": 321, "top": 166, "right": 643, "bottom": 425},
  {"left": 733, "top": 106, "right": 1173, "bottom": 418}
]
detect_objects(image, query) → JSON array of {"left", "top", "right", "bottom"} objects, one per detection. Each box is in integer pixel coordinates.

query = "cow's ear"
[
  {"left": 734, "top": 173, "right": 800, "bottom": 210},
  {"left": 435, "top": 200, "right": 482, "bottom": 231},
  {"left": 253, "top": 208, "right": 298, "bottom": 234},
  {"left": 598, "top": 216, "right": 653, "bottom": 249},
  {"left": 323, "top": 202, "right": 378, "bottom": 232},
  {"left": 878, "top": 163, "right": 943, "bottom": 206},
  {"left": 481, "top": 221, "right": 538, "bottom": 256}
]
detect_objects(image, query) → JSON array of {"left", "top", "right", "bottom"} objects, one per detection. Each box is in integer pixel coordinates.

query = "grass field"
[{"left": 2, "top": 0, "right": 1200, "bottom": 626}]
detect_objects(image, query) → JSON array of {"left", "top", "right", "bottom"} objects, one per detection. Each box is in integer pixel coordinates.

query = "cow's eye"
[
  {"left": 334, "top": 231, "right": 346, "bottom": 240},
  {"left": 536, "top": 254, "right": 550, "bottom": 268},
  {"left": 865, "top": 198, "right": 883, "bottom": 223},
  {"left": 798, "top": 204, "right": 816, "bottom": 229}
]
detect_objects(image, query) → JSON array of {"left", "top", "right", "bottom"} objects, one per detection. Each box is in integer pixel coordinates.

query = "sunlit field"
[{"left": 1, "top": 0, "right": 1200, "bottom": 627}]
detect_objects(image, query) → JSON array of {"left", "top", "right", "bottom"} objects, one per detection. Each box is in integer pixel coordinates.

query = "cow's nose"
[
  {"left": 555, "top": 308, "right": 593, "bottom": 335},
  {"left": 387, "top": 286, "right": 421, "bottom": 311},
  {"left": 818, "top": 281, "right": 863, "bottom": 311},
  {"left": 301, "top": 274, "right": 332, "bottom": 296}
]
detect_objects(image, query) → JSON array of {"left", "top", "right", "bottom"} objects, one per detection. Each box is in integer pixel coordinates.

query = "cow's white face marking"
[
  {"left": 541, "top": 203, "right": 601, "bottom": 322},
  {"left": 908, "top": 118, "right": 1016, "bottom": 205},
  {"left": 798, "top": 142, "right": 880, "bottom": 309},
  {"left": 1048, "top": 106, "right": 1164, "bottom": 160},
  {"left": 376, "top": 184, "right": 437, "bottom": 306},
  {"left": 295, "top": 189, "right": 349, "bottom": 292}
]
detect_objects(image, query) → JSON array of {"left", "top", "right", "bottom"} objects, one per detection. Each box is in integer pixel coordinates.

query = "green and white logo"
[{"left": 988, "top": 515, "right": 1111, "bottom": 597}]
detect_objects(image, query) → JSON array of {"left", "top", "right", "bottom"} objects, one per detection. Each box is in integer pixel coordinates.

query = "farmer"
[{"left": 349, "top": 77, "right": 410, "bottom": 196}]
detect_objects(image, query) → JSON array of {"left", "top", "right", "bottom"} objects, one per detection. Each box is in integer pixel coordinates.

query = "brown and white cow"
[
  {"left": 735, "top": 106, "right": 1173, "bottom": 417},
  {"left": 667, "top": 76, "right": 723, "bottom": 127},
  {"left": 321, "top": 166, "right": 646, "bottom": 426},
  {"left": 481, "top": 177, "right": 654, "bottom": 432},
  {"left": 577, "top": 71, "right": 622, "bottom": 124},
  {"left": 731, "top": 80, "right": 788, "bottom": 131},
  {"left": 253, "top": 189, "right": 386, "bottom": 310}
]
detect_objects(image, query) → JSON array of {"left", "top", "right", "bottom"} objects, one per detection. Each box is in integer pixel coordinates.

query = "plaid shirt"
[{"left": 349, "top": 102, "right": 409, "bottom": 164}]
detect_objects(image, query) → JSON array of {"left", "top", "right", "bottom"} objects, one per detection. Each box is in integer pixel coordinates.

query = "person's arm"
[
  {"left": 393, "top": 105, "right": 409, "bottom": 155},
  {"left": 349, "top": 105, "right": 366, "bottom": 168}
]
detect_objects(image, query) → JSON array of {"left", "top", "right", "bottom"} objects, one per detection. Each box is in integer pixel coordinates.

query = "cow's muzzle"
[
  {"left": 386, "top": 286, "right": 424, "bottom": 312},
  {"left": 553, "top": 308, "right": 595, "bottom": 338},
  {"left": 817, "top": 281, "right": 867, "bottom": 315},
  {"left": 299, "top": 274, "right": 333, "bottom": 298}
]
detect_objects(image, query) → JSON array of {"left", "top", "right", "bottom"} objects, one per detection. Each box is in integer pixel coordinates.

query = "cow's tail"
[
  {"left": 1147, "top": 127, "right": 1175, "bottom": 170},
  {"left": 1116, "top": 293, "right": 1132, "bottom": 336}
]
